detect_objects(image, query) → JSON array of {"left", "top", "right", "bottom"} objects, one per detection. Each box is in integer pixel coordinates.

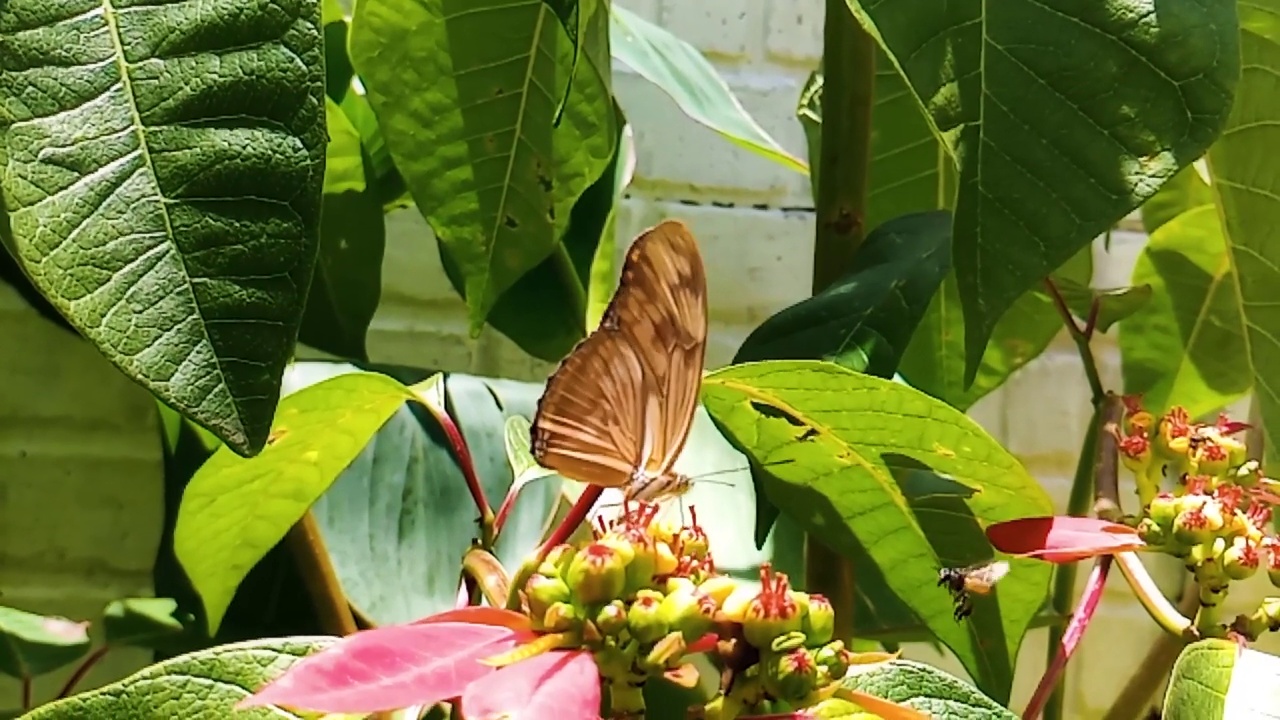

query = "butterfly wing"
[
  {"left": 607, "top": 221, "right": 708, "bottom": 477},
  {"left": 530, "top": 220, "right": 708, "bottom": 489}
]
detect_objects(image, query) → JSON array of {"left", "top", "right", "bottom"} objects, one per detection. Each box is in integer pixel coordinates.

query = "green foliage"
[
  {"left": 843, "top": 659, "right": 1019, "bottom": 719},
  {"left": 0, "top": 607, "right": 90, "bottom": 679},
  {"left": 702, "top": 360, "right": 1053, "bottom": 703},
  {"left": 0, "top": 1, "right": 329, "bottom": 456}
]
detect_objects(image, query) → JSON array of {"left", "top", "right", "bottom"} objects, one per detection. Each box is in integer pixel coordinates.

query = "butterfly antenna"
[{"left": 689, "top": 465, "right": 750, "bottom": 481}]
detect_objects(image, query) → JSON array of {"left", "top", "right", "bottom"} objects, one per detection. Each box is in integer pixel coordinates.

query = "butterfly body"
[{"left": 530, "top": 221, "right": 708, "bottom": 503}]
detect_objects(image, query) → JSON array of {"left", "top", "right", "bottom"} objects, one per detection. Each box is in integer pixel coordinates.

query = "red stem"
[
  {"left": 1083, "top": 298, "right": 1100, "bottom": 340},
  {"left": 21, "top": 675, "right": 31, "bottom": 710},
  {"left": 1024, "top": 555, "right": 1113, "bottom": 719},
  {"left": 1043, "top": 278, "right": 1083, "bottom": 335},
  {"left": 429, "top": 400, "right": 494, "bottom": 532},
  {"left": 56, "top": 646, "right": 110, "bottom": 699},
  {"left": 492, "top": 480, "right": 525, "bottom": 536},
  {"left": 538, "top": 485, "right": 604, "bottom": 561}
]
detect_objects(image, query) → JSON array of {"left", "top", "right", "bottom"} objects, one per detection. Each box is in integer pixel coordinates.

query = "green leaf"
[
  {"left": 734, "top": 211, "right": 951, "bottom": 377},
  {"left": 350, "top": 0, "right": 616, "bottom": 331},
  {"left": 0, "top": 607, "right": 90, "bottom": 678},
  {"left": 0, "top": 0, "right": 328, "bottom": 457},
  {"left": 282, "top": 363, "right": 563, "bottom": 624},
  {"left": 1053, "top": 277, "right": 1153, "bottom": 334},
  {"left": 20, "top": 637, "right": 334, "bottom": 720},
  {"left": 611, "top": 5, "right": 805, "bottom": 174},
  {"left": 1161, "top": 639, "right": 1238, "bottom": 720},
  {"left": 586, "top": 112, "right": 637, "bottom": 332},
  {"left": 102, "top": 598, "right": 186, "bottom": 650},
  {"left": 323, "top": 98, "right": 366, "bottom": 195},
  {"left": 1142, "top": 163, "right": 1214, "bottom": 235},
  {"left": 701, "top": 360, "right": 1052, "bottom": 703},
  {"left": 843, "top": 659, "right": 1018, "bottom": 719},
  {"left": 174, "top": 371, "right": 415, "bottom": 635},
  {"left": 1207, "top": 0, "right": 1280, "bottom": 464},
  {"left": 900, "top": 247, "right": 1093, "bottom": 411},
  {"left": 841, "top": 0, "right": 1241, "bottom": 382},
  {"left": 437, "top": 102, "right": 631, "bottom": 362},
  {"left": 298, "top": 190, "right": 386, "bottom": 361},
  {"left": 1119, "top": 205, "right": 1250, "bottom": 418}
]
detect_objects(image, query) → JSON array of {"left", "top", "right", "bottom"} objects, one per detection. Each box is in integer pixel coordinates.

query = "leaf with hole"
[
  {"left": 701, "top": 360, "right": 1052, "bottom": 703},
  {"left": 0, "top": 1, "right": 328, "bottom": 456},
  {"left": 350, "top": 0, "right": 616, "bottom": 331}
]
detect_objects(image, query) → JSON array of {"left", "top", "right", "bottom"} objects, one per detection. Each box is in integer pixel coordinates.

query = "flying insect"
[{"left": 938, "top": 560, "right": 1010, "bottom": 621}]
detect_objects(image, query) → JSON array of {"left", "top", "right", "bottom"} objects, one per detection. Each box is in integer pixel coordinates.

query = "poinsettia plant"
[{"left": 3, "top": 0, "right": 1280, "bottom": 719}]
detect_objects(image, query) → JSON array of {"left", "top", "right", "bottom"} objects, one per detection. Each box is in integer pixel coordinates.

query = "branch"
[
  {"left": 1044, "top": 278, "right": 1105, "bottom": 406},
  {"left": 1094, "top": 393, "right": 1124, "bottom": 520},
  {"left": 286, "top": 511, "right": 358, "bottom": 636}
]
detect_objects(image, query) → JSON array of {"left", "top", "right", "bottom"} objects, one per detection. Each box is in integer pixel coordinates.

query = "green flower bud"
[
  {"left": 596, "top": 600, "right": 628, "bottom": 636},
  {"left": 1147, "top": 493, "right": 1179, "bottom": 528},
  {"left": 542, "top": 601, "right": 581, "bottom": 633},
  {"left": 741, "top": 566, "right": 805, "bottom": 650},
  {"left": 761, "top": 648, "right": 820, "bottom": 703},
  {"left": 720, "top": 583, "right": 758, "bottom": 623},
  {"left": 813, "top": 640, "right": 852, "bottom": 681},
  {"left": 801, "top": 593, "right": 835, "bottom": 646},
  {"left": 525, "top": 573, "right": 571, "bottom": 621},
  {"left": 698, "top": 575, "right": 738, "bottom": 609},
  {"left": 1137, "top": 517, "right": 1169, "bottom": 547},
  {"left": 675, "top": 524, "right": 710, "bottom": 560},
  {"left": 625, "top": 534, "right": 659, "bottom": 593},
  {"left": 539, "top": 543, "right": 575, "bottom": 579},
  {"left": 566, "top": 541, "right": 629, "bottom": 605},
  {"left": 769, "top": 630, "right": 808, "bottom": 654},
  {"left": 659, "top": 583, "right": 717, "bottom": 642},
  {"left": 1155, "top": 408, "right": 1192, "bottom": 460},
  {"left": 627, "top": 589, "right": 670, "bottom": 644},
  {"left": 654, "top": 541, "right": 679, "bottom": 577},
  {"left": 1173, "top": 503, "right": 1214, "bottom": 546},
  {"left": 1222, "top": 537, "right": 1260, "bottom": 581}
]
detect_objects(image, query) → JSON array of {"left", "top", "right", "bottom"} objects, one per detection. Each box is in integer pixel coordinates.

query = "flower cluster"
[
  {"left": 516, "top": 503, "right": 862, "bottom": 717},
  {"left": 1118, "top": 399, "right": 1280, "bottom": 638}
]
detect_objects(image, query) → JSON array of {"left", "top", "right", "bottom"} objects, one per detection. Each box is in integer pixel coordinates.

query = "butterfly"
[{"left": 530, "top": 220, "right": 708, "bottom": 503}]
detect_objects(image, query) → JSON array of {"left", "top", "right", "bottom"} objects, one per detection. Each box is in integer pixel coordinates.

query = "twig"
[
  {"left": 1094, "top": 393, "right": 1124, "bottom": 520},
  {"left": 56, "top": 646, "right": 110, "bottom": 699},
  {"left": 21, "top": 675, "right": 31, "bottom": 710},
  {"left": 1025, "top": 556, "right": 1113, "bottom": 720},
  {"left": 1044, "top": 279, "right": 1105, "bottom": 405},
  {"left": 286, "top": 511, "right": 358, "bottom": 636}
]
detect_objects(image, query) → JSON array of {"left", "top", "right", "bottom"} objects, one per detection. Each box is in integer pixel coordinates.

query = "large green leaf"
[
  {"left": 0, "top": 607, "right": 90, "bottom": 679},
  {"left": 841, "top": 0, "right": 1240, "bottom": 381},
  {"left": 0, "top": 0, "right": 328, "bottom": 457},
  {"left": 1207, "top": 0, "right": 1280, "bottom": 464},
  {"left": 797, "top": 59, "right": 1095, "bottom": 411},
  {"left": 437, "top": 102, "right": 633, "bottom": 361},
  {"left": 611, "top": 5, "right": 805, "bottom": 174},
  {"left": 843, "top": 659, "right": 1018, "bottom": 719},
  {"left": 701, "top": 360, "right": 1053, "bottom": 703},
  {"left": 349, "top": 0, "right": 616, "bottom": 331},
  {"left": 734, "top": 211, "right": 951, "bottom": 377},
  {"left": 20, "top": 637, "right": 334, "bottom": 720},
  {"left": 1119, "top": 206, "right": 1249, "bottom": 417},
  {"left": 174, "top": 372, "right": 415, "bottom": 635},
  {"left": 282, "top": 363, "right": 563, "bottom": 624},
  {"left": 323, "top": 97, "right": 366, "bottom": 195},
  {"left": 298, "top": 190, "right": 386, "bottom": 361},
  {"left": 900, "top": 247, "right": 1093, "bottom": 411},
  {"left": 1162, "top": 638, "right": 1280, "bottom": 720},
  {"left": 1141, "top": 163, "right": 1214, "bottom": 235}
]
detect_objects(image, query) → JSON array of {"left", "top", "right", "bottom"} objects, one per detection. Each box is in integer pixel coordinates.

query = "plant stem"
[
  {"left": 1042, "top": 407, "right": 1102, "bottom": 720},
  {"left": 1114, "top": 551, "right": 1195, "bottom": 639},
  {"left": 1025, "top": 555, "right": 1113, "bottom": 720},
  {"left": 1044, "top": 279, "right": 1105, "bottom": 406},
  {"left": 804, "top": 0, "right": 875, "bottom": 642},
  {"left": 286, "top": 511, "right": 358, "bottom": 636},
  {"left": 56, "top": 646, "right": 110, "bottom": 699},
  {"left": 21, "top": 675, "right": 31, "bottom": 710}
]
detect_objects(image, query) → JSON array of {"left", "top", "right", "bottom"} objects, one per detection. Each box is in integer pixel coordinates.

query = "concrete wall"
[{"left": 0, "top": 0, "right": 1271, "bottom": 716}]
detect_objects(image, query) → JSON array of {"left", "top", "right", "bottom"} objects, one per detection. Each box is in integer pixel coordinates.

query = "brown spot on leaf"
[{"left": 267, "top": 427, "right": 289, "bottom": 446}]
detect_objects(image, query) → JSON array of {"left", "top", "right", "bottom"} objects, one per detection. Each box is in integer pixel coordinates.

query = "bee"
[{"left": 938, "top": 560, "right": 1010, "bottom": 621}]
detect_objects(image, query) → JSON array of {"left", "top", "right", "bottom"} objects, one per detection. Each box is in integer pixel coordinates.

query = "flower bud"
[
  {"left": 625, "top": 534, "right": 659, "bottom": 593},
  {"left": 539, "top": 543, "right": 575, "bottom": 579},
  {"left": 525, "top": 573, "right": 571, "bottom": 621},
  {"left": 743, "top": 594, "right": 804, "bottom": 650},
  {"left": 660, "top": 583, "right": 717, "bottom": 642},
  {"left": 627, "top": 589, "right": 670, "bottom": 644},
  {"left": 1173, "top": 502, "right": 1214, "bottom": 546},
  {"left": 769, "top": 630, "right": 809, "bottom": 654},
  {"left": 542, "top": 601, "right": 580, "bottom": 632},
  {"left": 1155, "top": 408, "right": 1192, "bottom": 460},
  {"left": 813, "top": 640, "right": 852, "bottom": 681},
  {"left": 675, "top": 524, "right": 710, "bottom": 560},
  {"left": 653, "top": 541, "right": 679, "bottom": 577},
  {"left": 566, "top": 542, "right": 629, "bottom": 606},
  {"left": 1259, "top": 597, "right": 1280, "bottom": 632},
  {"left": 801, "top": 594, "right": 835, "bottom": 646},
  {"left": 761, "top": 648, "right": 819, "bottom": 702},
  {"left": 720, "top": 583, "right": 757, "bottom": 623},
  {"left": 1222, "top": 537, "right": 1260, "bottom": 581},
  {"left": 698, "top": 575, "right": 738, "bottom": 608},
  {"left": 596, "top": 600, "right": 629, "bottom": 636},
  {"left": 1192, "top": 439, "right": 1230, "bottom": 478},
  {"left": 1137, "top": 517, "right": 1169, "bottom": 547},
  {"left": 1147, "top": 493, "right": 1179, "bottom": 528}
]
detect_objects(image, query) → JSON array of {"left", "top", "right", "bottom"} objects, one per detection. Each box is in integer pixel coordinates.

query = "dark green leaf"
[
  {"left": 438, "top": 102, "right": 631, "bottom": 361},
  {"left": 735, "top": 211, "right": 951, "bottom": 377},
  {"left": 102, "top": 598, "right": 186, "bottom": 650},
  {"left": 350, "top": 0, "right": 616, "bottom": 331},
  {"left": 174, "top": 372, "right": 416, "bottom": 635},
  {"left": 323, "top": 0, "right": 355, "bottom": 104},
  {"left": 841, "top": 0, "right": 1240, "bottom": 381},
  {"left": 0, "top": 0, "right": 329, "bottom": 457},
  {"left": 0, "top": 607, "right": 90, "bottom": 678},
  {"left": 21, "top": 637, "right": 334, "bottom": 720},
  {"left": 612, "top": 5, "right": 805, "bottom": 174},
  {"left": 337, "top": 89, "right": 410, "bottom": 210},
  {"left": 298, "top": 191, "right": 386, "bottom": 361},
  {"left": 702, "top": 360, "right": 1053, "bottom": 703},
  {"left": 843, "top": 659, "right": 1019, "bottom": 719},
  {"left": 1053, "top": 277, "right": 1153, "bottom": 334},
  {"left": 1119, "top": 205, "right": 1250, "bottom": 418}
]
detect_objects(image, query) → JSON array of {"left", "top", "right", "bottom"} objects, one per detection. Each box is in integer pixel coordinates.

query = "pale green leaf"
[
  {"left": 349, "top": 0, "right": 616, "bottom": 331},
  {"left": 323, "top": 97, "right": 366, "bottom": 195},
  {"left": 1142, "top": 163, "right": 1215, "bottom": 235},
  {"left": 0, "top": 0, "right": 328, "bottom": 456},
  {"left": 611, "top": 5, "right": 805, "bottom": 174},
  {"left": 843, "top": 659, "right": 1019, "bottom": 719},
  {"left": 701, "top": 360, "right": 1053, "bottom": 703},
  {"left": 0, "top": 607, "right": 90, "bottom": 679},
  {"left": 174, "top": 372, "right": 415, "bottom": 634},
  {"left": 21, "top": 637, "right": 335, "bottom": 720}
]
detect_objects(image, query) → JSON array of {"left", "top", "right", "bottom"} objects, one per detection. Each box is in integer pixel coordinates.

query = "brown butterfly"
[{"left": 530, "top": 220, "right": 708, "bottom": 503}]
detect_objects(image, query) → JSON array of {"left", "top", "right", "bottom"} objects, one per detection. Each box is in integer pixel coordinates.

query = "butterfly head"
[{"left": 625, "top": 470, "right": 693, "bottom": 504}]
